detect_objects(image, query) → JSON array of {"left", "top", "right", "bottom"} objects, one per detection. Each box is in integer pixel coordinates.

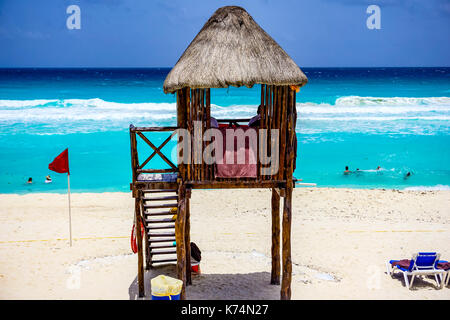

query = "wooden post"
[
  {"left": 135, "top": 193, "right": 145, "bottom": 297},
  {"left": 281, "top": 86, "right": 295, "bottom": 300},
  {"left": 187, "top": 89, "right": 192, "bottom": 181},
  {"left": 281, "top": 183, "right": 292, "bottom": 300},
  {"left": 185, "top": 188, "right": 192, "bottom": 285},
  {"left": 176, "top": 182, "right": 187, "bottom": 299},
  {"left": 271, "top": 188, "right": 281, "bottom": 285},
  {"left": 177, "top": 88, "right": 187, "bottom": 181}
]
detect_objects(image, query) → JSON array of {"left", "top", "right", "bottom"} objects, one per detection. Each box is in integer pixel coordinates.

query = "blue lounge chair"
[{"left": 386, "top": 252, "right": 446, "bottom": 290}]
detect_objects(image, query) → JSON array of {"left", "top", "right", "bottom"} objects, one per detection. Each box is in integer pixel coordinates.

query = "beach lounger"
[{"left": 386, "top": 252, "right": 446, "bottom": 290}]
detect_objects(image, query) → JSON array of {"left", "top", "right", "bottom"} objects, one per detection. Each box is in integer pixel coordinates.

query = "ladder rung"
[
  {"left": 151, "top": 249, "right": 177, "bottom": 255},
  {"left": 150, "top": 243, "right": 176, "bottom": 249},
  {"left": 145, "top": 218, "right": 176, "bottom": 223},
  {"left": 148, "top": 231, "right": 175, "bottom": 237},
  {"left": 144, "top": 189, "right": 177, "bottom": 193},
  {"left": 143, "top": 196, "right": 178, "bottom": 201},
  {"left": 147, "top": 224, "right": 175, "bottom": 230},
  {"left": 144, "top": 203, "right": 178, "bottom": 209},
  {"left": 148, "top": 238, "right": 176, "bottom": 243},
  {"left": 144, "top": 210, "right": 176, "bottom": 216},
  {"left": 151, "top": 258, "right": 177, "bottom": 264}
]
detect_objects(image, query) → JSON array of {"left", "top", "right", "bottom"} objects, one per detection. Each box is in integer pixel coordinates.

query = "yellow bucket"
[{"left": 151, "top": 275, "right": 182, "bottom": 300}]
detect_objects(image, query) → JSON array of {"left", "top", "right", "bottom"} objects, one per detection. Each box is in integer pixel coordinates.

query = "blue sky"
[{"left": 0, "top": 0, "right": 449, "bottom": 67}]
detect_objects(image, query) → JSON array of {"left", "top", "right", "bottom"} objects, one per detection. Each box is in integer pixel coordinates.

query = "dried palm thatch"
[{"left": 163, "top": 6, "right": 307, "bottom": 94}]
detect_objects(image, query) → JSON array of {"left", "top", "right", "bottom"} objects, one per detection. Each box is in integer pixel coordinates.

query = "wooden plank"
[
  {"left": 143, "top": 196, "right": 178, "bottom": 202},
  {"left": 278, "top": 86, "right": 287, "bottom": 181},
  {"left": 151, "top": 249, "right": 177, "bottom": 255},
  {"left": 148, "top": 238, "right": 176, "bottom": 243},
  {"left": 145, "top": 217, "right": 176, "bottom": 223},
  {"left": 186, "top": 180, "right": 285, "bottom": 189},
  {"left": 144, "top": 203, "right": 178, "bottom": 209},
  {"left": 186, "top": 88, "right": 192, "bottom": 181},
  {"left": 137, "top": 169, "right": 178, "bottom": 174},
  {"left": 143, "top": 189, "right": 177, "bottom": 193},
  {"left": 200, "top": 89, "right": 205, "bottom": 182},
  {"left": 135, "top": 195, "right": 145, "bottom": 297},
  {"left": 148, "top": 231, "right": 175, "bottom": 237},
  {"left": 144, "top": 210, "right": 177, "bottom": 216},
  {"left": 131, "top": 127, "right": 178, "bottom": 132},
  {"left": 129, "top": 128, "right": 139, "bottom": 185},
  {"left": 140, "top": 196, "right": 151, "bottom": 271},
  {"left": 271, "top": 188, "right": 281, "bottom": 285},
  {"left": 175, "top": 183, "right": 187, "bottom": 299},
  {"left": 150, "top": 243, "right": 176, "bottom": 249},
  {"left": 216, "top": 118, "right": 251, "bottom": 123},
  {"left": 152, "top": 258, "right": 177, "bottom": 264},
  {"left": 185, "top": 191, "right": 192, "bottom": 286},
  {"left": 281, "top": 185, "right": 292, "bottom": 300},
  {"left": 147, "top": 224, "right": 175, "bottom": 230},
  {"left": 260, "top": 84, "right": 266, "bottom": 181},
  {"left": 205, "top": 88, "right": 212, "bottom": 180}
]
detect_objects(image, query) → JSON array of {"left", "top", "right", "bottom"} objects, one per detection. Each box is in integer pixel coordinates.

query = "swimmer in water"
[
  {"left": 27, "top": 177, "right": 32, "bottom": 184},
  {"left": 344, "top": 166, "right": 351, "bottom": 175},
  {"left": 376, "top": 166, "right": 381, "bottom": 171},
  {"left": 404, "top": 172, "right": 411, "bottom": 179},
  {"left": 45, "top": 175, "right": 52, "bottom": 183}
]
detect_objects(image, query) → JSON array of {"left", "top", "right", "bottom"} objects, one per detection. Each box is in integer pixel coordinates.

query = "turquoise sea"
[{"left": 0, "top": 67, "right": 449, "bottom": 193}]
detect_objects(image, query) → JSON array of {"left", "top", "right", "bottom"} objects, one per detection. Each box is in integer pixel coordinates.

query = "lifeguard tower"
[{"left": 129, "top": 6, "right": 307, "bottom": 300}]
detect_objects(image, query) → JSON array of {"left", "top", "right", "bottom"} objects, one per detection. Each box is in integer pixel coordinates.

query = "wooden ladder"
[{"left": 141, "top": 188, "right": 178, "bottom": 268}]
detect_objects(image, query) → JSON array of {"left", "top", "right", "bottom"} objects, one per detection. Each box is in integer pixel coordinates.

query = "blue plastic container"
[{"left": 151, "top": 275, "right": 182, "bottom": 300}]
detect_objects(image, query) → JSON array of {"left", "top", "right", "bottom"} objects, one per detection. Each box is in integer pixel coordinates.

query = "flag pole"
[{"left": 67, "top": 172, "right": 72, "bottom": 247}]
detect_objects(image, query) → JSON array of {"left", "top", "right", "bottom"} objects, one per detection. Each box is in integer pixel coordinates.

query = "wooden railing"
[{"left": 129, "top": 125, "right": 178, "bottom": 184}]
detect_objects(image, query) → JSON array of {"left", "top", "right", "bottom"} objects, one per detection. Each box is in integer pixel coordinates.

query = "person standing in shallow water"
[
  {"left": 27, "top": 177, "right": 32, "bottom": 184},
  {"left": 344, "top": 166, "right": 351, "bottom": 175}
]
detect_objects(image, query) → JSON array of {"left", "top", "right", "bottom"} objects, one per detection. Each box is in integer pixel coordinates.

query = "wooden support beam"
[
  {"left": 271, "top": 188, "right": 281, "bottom": 285},
  {"left": 274, "top": 188, "right": 285, "bottom": 198},
  {"left": 281, "top": 184, "right": 292, "bottom": 300},
  {"left": 135, "top": 194, "right": 145, "bottom": 297},
  {"left": 185, "top": 189, "right": 192, "bottom": 285},
  {"left": 175, "top": 182, "right": 187, "bottom": 299}
]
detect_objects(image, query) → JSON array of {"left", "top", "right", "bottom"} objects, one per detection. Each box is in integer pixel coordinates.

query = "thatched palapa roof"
[{"left": 163, "top": 6, "right": 307, "bottom": 94}]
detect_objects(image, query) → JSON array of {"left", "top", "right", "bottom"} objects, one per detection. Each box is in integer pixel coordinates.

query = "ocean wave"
[
  {"left": 300, "top": 116, "right": 450, "bottom": 121},
  {"left": 334, "top": 96, "right": 450, "bottom": 106},
  {"left": 0, "top": 99, "right": 59, "bottom": 108},
  {"left": 298, "top": 105, "right": 450, "bottom": 115},
  {"left": 0, "top": 97, "right": 449, "bottom": 135}
]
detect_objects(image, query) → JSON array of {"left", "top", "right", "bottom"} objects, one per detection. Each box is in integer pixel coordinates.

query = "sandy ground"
[{"left": 0, "top": 188, "right": 449, "bottom": 300}]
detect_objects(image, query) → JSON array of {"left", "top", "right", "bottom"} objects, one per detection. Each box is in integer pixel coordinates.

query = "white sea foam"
[
  {"left": 0, "top": 96, "right": 448, "bottom": 135},
  {"left": 0, "top": 99, "right": 59, "bottom": 108},
  {"left": 300, "top": 116, "right": 450, "bottom": 121},
  {"left": 335, "top": 96, "right": 450, "bottom": 106},
  {"left": 403, "top": 185, "right": 450, "bottom": 191}
]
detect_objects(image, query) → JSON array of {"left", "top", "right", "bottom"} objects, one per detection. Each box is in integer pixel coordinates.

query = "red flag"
[{"left": 49, "top": 148, "right": 69, "bottom": 174}]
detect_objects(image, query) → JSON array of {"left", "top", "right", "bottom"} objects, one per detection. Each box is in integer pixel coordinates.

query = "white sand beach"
[{"left": 0, "top": 188, "right": 449, "bottom": 300}]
